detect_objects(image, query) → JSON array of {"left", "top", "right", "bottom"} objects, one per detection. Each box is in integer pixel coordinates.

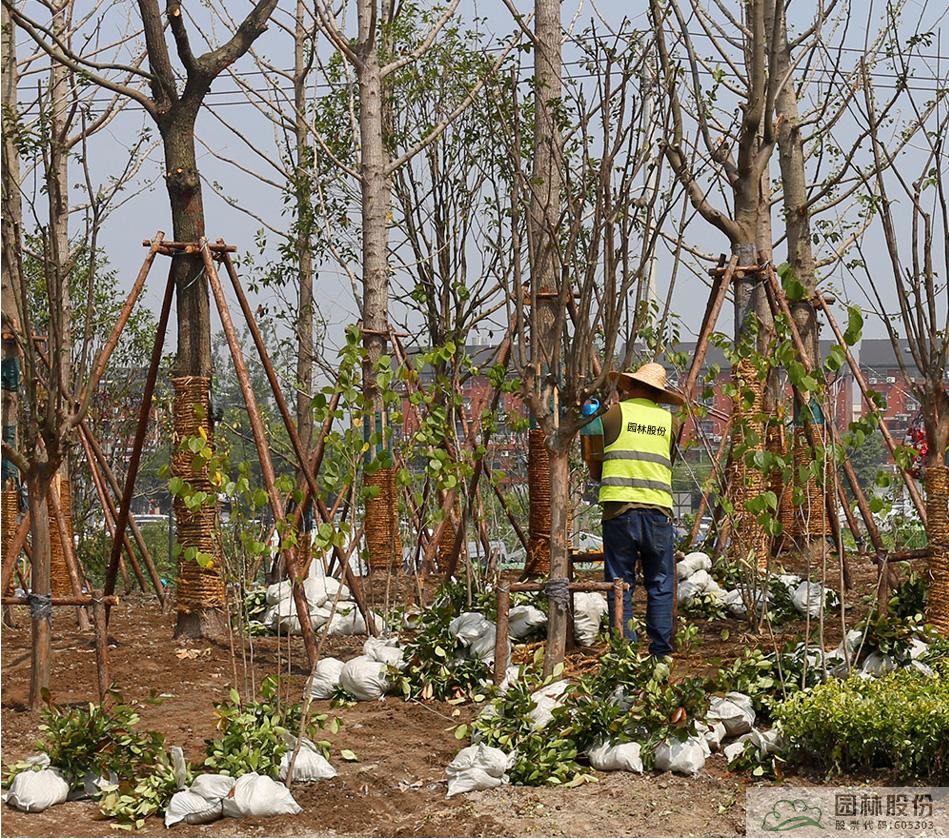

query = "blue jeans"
[{"left": 603, "top": 507, "right": 675, "bottom": 656}]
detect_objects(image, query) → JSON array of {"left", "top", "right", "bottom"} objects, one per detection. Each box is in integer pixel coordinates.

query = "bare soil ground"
[{"left": 0, "top": 560, "right": 881, "bottom": 837}]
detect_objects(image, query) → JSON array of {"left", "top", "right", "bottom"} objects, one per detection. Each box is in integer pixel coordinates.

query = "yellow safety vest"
[{"left": 598, "top": 398, "right": 674, "bottom": 509}]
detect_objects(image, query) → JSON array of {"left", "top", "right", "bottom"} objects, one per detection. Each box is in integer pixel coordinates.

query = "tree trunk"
[
  {"left": 47, "top": 4, "right": 75, "bottom": 599},
  {"left": 293, "top": 0, "right": 315, "bottom": 557},
  {"left": 27, "top": 468, "right": 52, "bottom": 708},
  {"left": 2, "top": 5, "right": 23, "bottom": 615},
  {"left": 160, "top": 110, "right": 225, "bottom": 639},
  {"left": 528, "top": 0, "right": 562, "bottom": 580},
  {"left": 357, "top": 0, "right": 400, "bottom": 571}
]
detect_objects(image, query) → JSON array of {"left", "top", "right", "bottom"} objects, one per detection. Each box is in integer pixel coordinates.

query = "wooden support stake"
[
  {"left": 218, "top": 248, "right": 376, "bottom": 637},
  {"left": 77, "top": 429, "right": 144, "bottom": 592},
  {"left": 0, "top": 511, "right": 30, "bottom": 596},
  {"left": 103, "top": 263, "right": 176, "bottom": 610},
  {"left": 494, "top": 584, "right": 511, "bottom": 684},
  {"left": 676, "top": 255, "right": 737, "bottom": 448},
  {"left": 47, "top": 484, "right": 92, "bottom": 630},
  {"left": 611, "top": 578, "right": 625, "bottom": 637},
  {"left": 202, "top": 242, "right": 319, "bottom": 666},
  {"left": 92, "top": 598, "right": 111, "bottom": 702},
  {"left": 817, "top": 295, "right": 928, "bottom": 524}
]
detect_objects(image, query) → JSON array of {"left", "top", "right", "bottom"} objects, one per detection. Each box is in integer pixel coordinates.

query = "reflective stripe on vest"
[{"left": 598, "top": 398, "right": 673, "bottom": 509}]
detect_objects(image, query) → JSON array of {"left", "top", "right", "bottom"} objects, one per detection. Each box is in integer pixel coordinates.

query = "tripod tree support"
[{"left": 218, "top": 246, "right": 377, "bottom": 637}]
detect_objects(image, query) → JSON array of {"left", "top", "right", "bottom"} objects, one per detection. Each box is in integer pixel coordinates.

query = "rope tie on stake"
[
  {"left": 543, "top": 576, "right": 571, "bottom": 612},
  {"left": 28, "top": 592, "right": 52, "bottom": 620}
]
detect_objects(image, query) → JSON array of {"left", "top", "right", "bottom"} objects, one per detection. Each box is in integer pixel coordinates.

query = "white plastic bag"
[
  {"left": 652, "top": 736, "right": 706, "bottom": 776},
  {"left": 339, "top": 655, "right": 390, "bottom": 701},
  {"left": 860, "top": 650, "right": 897, "bottom": 675},
  {"left": 508, "top": 604, "right": 547, "bottom": 641},
  {"left": 221, "top": 773, "right": 302, "bottom": 819},
  {"left": 697, "top": 720, "right": 726, "bottom": 752},
  {"left": 468, "top": 624, "right": 510, "bottom": 667},
  {"left": 707, "top": 692, "right": 755, "bottom": 737},
  {"left": 445, "top": 744, "right": 511, "bottom": 798},
  {"left": 327, "top": 603, "right": 385, "bottom": 636},
  {"left": 573, "top": 592, "right": 609, "bottom": 645},
  {"left": 723, "top": 728, "right": 783, "bottom": 764},
  {"left": 587, "top": 740, "right": 643, "bottom": 773},
  {"left": 164, "top": 790, "right": 222, "bottom": 827},
  {"left": 722, "top": 589, "right": 747, "bottom": 617},
  {"left": 791, "top": 581, "right": 829, "bottom": 618},
  {"left": 677, "top": 552, "right": 712, "bottom": 580},
  {"left": 528, "top": 680, "right": 570, "bottom": 729},
  {"left": 188, "top": 774, "right": 235, "bottom": 802},
  {"left": 677, "top": 569, "right": 724, "bottom": 604},
  {"left": 363, "top": 637, "right": 406, "bottom": 670},
  {"left": 449, "top": 612, "right": 491, "bottom": 646},
  {"left": 308, "top": 657, "right": 346, "bottom": 700},
  {"left": 2, "top": 767, "right": 70, "bottom": 813},
  {"left": 278, "top": 742, "right": 337, "bottom": 783}
]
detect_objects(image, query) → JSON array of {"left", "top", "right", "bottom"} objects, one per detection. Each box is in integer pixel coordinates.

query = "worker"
[{"left": 581, "top": 362, "right": 684, "bottom": 657}]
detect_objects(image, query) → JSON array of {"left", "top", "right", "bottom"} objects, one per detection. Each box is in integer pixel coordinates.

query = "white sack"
[
  {"left": 468, "top": 624, "right": 510, "bottom": 667},
  {"left": 278, "top": 605, "right": 332, "bottom": 636},
  {"left": 449, "top": 612, "right": 491, "bottom": 646},
  {"left": 278, "top": 743, "right": 337, "bottom": 783},
  {"left": 860, "top": 651, "right": 897, "bottom": 675},
  {"left": 327, "top": 603, "right": 385, "bottom": 636},
  {"left": 528, "top": 680, "right": 570, "bottom": 729},
  {"left": 2, "top": 767, "right": 70, "bottom": 813},
  {"left": 445, "top": 744, "right": 511, "bottom": 798},
  {"left": 164, "top": 790, "right": 222, "bottom": 827},
  {"left": 677, "top": 552, "right": 712, "bottom": 580},
  {"left": 574, "top": 592, "right": 609, "bottom": 645},
  {"left": 308, "top": 657, "right": 346, "bottom": 700},
  {"left": 339, "top": 655, "right": 390, "bottom": 701},
  {"left": 774, "top": 573, "right": 802, "bottom": 592},
  {"left": 723, "top": 728, "right": 783, "bottom": 764},
  {"left": 221, "top": 773, "right": 302, "bottom": 819},
  {"left": 721, "top": 589, "right": 749, "bottom": 617},
  {"left": 188, "top": 774, "right": 235, "bottom": 803},
  {"left": 707, "top": 692, "right": 755, "bottom": 737},
  {"left": 69, "top": 769, "right": 119, "bottom": 801},
  {"left": 677, "top": 570, "right": 725, "bottom": 605},
  {"left": 697, "top": 720, "right": 727, "bottom": 752},
  {"left": 652, "top": 736, "right": 706, "bottom": 776},
  {"left": 508, "top": 604, "right": 547, "bottom": 640},
  {"left": 587, "top": 740, "right": 643, "bottom": 773},
  {"left": 791, "top": 581, "right": 828, "bottom": 618},
  {"left": 363, "top": 637, "right": 406, "bottom": 670}
]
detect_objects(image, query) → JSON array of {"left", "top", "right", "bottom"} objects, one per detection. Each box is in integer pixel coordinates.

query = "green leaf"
[
  {"left": 339, "top": 749, "right": 358, "bottom": 761},
  {"left": 843, "top": 306, "right": 863, "bottom": 346}
]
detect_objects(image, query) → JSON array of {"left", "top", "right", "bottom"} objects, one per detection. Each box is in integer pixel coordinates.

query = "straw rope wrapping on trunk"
[
  {"left": 792, "top": 424, "right": 833, "bottom": 539},
  {"left": 48, "top": 475, "right": 74, "bottom": 597},
  {"left": 365, "top": 467, "right": 402, "bottom": 571},
  {"left": 172, "top": 376, "right": 226, "bottom": 611},
  {"left": 729, "top": 358, "right": 769, "bottom": 571},
  {"left": 526, "top": 428, "right": 551, "bottom": 576},
  {"left": 925, "top": 464, "right": 949, "bottom": 635},
  {"left": 436, "top": 495, "right": 460, "bottom": 573},
  {"left": 2, "top": 488, "right": 18, "bottom": 594}
]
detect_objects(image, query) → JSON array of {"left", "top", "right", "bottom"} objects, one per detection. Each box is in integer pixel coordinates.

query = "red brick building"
[{"left": 857, "top": 338, "right": 935, "bottom": 446}]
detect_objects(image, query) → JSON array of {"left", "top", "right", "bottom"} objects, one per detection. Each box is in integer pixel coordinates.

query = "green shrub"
[
  {"left": 204, "top": 675, "right": 334, "bottom": 777},
  {"left": 397, "top": 581, "right": 492, "bottom": 700},
  {"left": 773, "top": 670, "right": 949, "bottom": 781}
]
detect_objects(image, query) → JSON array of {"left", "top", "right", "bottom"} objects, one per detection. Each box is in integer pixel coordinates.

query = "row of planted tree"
[{"left": 1, "top": 0, "right": 947, "bottom": 705}]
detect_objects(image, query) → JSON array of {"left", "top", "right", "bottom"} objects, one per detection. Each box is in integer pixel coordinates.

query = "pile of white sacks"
[
  {"left": 258, "top": 561, "right": 387, "bottom": 637},
  {"left": 2, "top": 740, "right": 333, "bottom": 824},
  {"left": 676, "top": 551, "right": 836, "bottom": 619},
  {"left": 447, "top": 678, "right": 782, "bottom": 795}
]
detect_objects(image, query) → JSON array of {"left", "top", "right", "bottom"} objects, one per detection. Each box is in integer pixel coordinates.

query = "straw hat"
[{"left": 609, "top": 361, "right": 686, "bottom": 406}]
